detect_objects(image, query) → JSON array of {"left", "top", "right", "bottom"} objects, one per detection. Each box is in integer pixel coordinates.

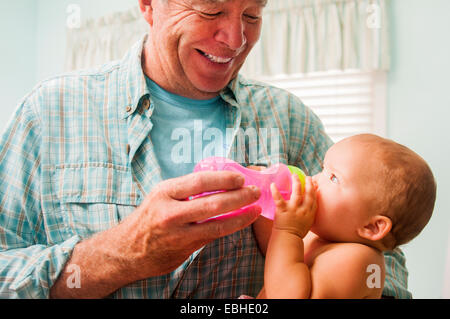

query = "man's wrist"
[{"left": 50, "top": 219, "right": 143, "bottom": 298}]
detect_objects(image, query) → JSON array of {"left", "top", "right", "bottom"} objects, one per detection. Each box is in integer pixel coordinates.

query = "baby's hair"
[{"left": 355, "top": 134, "right": 436, "bottom": 250}]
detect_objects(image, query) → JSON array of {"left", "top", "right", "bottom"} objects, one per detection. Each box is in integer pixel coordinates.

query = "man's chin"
[
  {"left": 193, "top": 81, "right": 231, "bottom": 98},
  {"left": 192, "top": 71, "right": 240, "bottom": 95}
]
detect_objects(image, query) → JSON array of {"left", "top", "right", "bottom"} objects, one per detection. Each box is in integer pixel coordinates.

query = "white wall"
[{"left": 388, "top": 0, "right": 450, "bottom": 298}]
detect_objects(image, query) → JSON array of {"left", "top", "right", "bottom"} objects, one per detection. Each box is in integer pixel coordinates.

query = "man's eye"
[
  {"left": 244, "top": 14, "right": 261, "bottom": 23},
  {"left": 200, "top": 11, "right": 221, "bottom": 18},
  {"left": 330, "top": 174, "right": 339, "bottom": 184},
  {"left": 244, "top": 14, "right": 260, "bottom": 21}
]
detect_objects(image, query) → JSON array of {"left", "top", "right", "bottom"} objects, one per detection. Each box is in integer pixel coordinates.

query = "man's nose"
[{"left": 215, "top": 17, "right": 247, "bottom": 51}]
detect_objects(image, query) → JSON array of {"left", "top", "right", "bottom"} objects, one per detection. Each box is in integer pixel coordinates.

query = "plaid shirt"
[{"left": 0, "top": 35, "right": 411, "bottom": 299}]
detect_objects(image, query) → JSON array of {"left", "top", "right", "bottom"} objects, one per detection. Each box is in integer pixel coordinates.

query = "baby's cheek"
[
  {"left": 312, "top": 193, "right": 334, "bottom": 232},
  {"left": 312, "top": 195, "right": 325, "bottom": 225},
  {"left": 314, "top": 190, "right": 324, "bottom": 215}
]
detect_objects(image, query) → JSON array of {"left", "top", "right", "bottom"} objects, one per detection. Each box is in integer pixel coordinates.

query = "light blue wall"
[
  {"left": 388, "top": 0, "right": 450, "bottom": 298},
  {"left": 0, "top": 0, "right": 38, "bottom": 130},
  {"left": 0, "top": 0, "right": 137, "bottom": 131},
  {"left": 36, "top": 0, "right": 137, "bottom": 81}
]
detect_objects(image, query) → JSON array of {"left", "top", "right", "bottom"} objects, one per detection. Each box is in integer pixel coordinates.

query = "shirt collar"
[
  {"left": 119, "top": 34, "right": 151, "bottom": 119},
  {"left": 220, "top": 74, "right": 253, "bottom": 110}
]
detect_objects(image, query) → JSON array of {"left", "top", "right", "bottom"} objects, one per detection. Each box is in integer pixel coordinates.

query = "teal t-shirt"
[{"left": 146, "top": 77, "right": 227, "bottom": 180}]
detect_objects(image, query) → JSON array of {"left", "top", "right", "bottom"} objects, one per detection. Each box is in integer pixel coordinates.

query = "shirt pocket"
[{"left": 53, "top": 163, "right": 140, "bottom": 239}]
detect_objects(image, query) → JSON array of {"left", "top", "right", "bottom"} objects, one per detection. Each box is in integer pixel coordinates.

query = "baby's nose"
[
  {"left": 312, "top": 174, "right": 318, "bottom": 183},
  {"left": 311, "top": 174, "right": 320, "bottom": 188}
]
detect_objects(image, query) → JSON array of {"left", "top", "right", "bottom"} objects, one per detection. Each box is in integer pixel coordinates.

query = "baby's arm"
[
  {"left": 249, "top": 165, "right": 274, "bottom": 256},
  {"left": 252, "top": 215, "right": 273, "bottom": 255},
  {"left": 264, "top": 174, "right": 316, "bottom": 299}
]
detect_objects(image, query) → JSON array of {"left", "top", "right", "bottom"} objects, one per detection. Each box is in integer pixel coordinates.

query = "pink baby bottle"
[{"left": 192, "top": 157, "right": 306, "bottom": 220}]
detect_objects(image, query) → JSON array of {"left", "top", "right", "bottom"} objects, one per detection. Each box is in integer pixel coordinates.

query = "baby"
[{"left": 252, "top": 133, "right": 437, "bottom": 299}]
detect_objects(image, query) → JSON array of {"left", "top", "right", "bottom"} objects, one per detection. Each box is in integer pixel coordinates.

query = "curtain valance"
[
  {"left": 241, "top": 0, "right": 390, "bottom": 76},
  {"left": 65, "top": 0, "right": 390, "bottom": 76},
  {"left": 65, "top": 6, "right": 147, "bottom": 72}
]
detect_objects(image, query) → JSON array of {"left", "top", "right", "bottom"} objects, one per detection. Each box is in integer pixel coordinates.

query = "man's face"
[{"left": 145, "top": 0, "right": 265, "bottom": 99}]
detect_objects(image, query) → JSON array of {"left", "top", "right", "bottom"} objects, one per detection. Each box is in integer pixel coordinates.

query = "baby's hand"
[{"left": 270, "top": 175, "right": 317, "bottom": 238}]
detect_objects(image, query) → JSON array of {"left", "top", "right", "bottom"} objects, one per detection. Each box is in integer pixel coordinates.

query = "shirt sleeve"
[
  {"left": 382, "top": 248, "right": 412, "bottom": 299},
  {"left": 0, "top": 99, "right": 81, "bottom": 298}
]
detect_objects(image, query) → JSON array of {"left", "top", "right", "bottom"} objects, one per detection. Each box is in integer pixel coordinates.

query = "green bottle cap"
[{"left": 287, "top": 165, "right": 306, "bottom": 192}]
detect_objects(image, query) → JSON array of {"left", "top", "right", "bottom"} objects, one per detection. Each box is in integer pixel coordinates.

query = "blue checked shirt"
[{"left": 0, "top": 35, "right": 411, "bottom": 299}]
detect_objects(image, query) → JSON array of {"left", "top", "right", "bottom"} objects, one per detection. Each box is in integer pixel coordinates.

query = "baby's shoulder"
[
  {"left": 308, "top": 242, "right": 385, "bottom": 298},
  {"left": 332, "top": 242, "right": 383, "bottom": 256},
  {"left": 305, "top": 234, "right": 384, "bottom": 268},
  {"left": 316, "top": 243, "right": 384, "bottom": 275}
]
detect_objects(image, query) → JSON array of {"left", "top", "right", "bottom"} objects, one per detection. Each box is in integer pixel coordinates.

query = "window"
[{"left": 255, "top": 70, "right": 387, "bottom": 143}]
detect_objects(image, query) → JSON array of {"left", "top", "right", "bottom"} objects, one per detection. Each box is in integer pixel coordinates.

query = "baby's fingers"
[
  {"left": 302, "top": 177, "right": 317, "bottom": 210},
  {"left": 270, "top": 183, "right": 287, "bottom": 211},
  {"left": 289, "top": 173, "right": 304, "bottom": 207}
]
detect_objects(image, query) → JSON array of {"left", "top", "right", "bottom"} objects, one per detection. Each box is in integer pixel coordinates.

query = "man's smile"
[{"left": 196, "top": 49, "right": 234, "bottom": 64}]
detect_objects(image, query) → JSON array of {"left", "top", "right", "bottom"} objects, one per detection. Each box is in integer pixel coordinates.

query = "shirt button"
[
  {"left": 142, "top": 99, "right": 150, "bottom": 110},
  {"left": 125, "top": 106, "right": 132, "bottom": 113}
]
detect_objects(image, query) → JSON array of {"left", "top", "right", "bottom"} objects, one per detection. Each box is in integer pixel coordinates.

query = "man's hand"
[
  {"left": 50, "top": 171, "right": 261, "bottom": 298},
  {"left": 270, "top": 175, "right": 317, "bottom": 239},
  {"left": 125, "top": 170, "right": 262, "bottom": 278}
]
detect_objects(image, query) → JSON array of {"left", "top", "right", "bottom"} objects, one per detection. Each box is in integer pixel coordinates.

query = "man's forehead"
[{"left": 190, "top": 0, "right": 267, "bottom": 6}]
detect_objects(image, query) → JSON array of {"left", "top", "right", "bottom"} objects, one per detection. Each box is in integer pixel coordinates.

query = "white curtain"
[
  {"left": 64, "top": 6, "right": 148, "bottom": 72},
  {"left": 65, "top": 0, "right": 390, "bottom": 76},
  {"left": 241, "top": 0, "right": 390, "bottom": 76}
]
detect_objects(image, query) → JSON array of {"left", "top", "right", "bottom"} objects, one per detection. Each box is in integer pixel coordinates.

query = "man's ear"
[
  {"left": 139, "top": 0, "right": 154, "bottom": 26},
  {"left": 357, "top": 215, "right": 392, "bottom": 242}
]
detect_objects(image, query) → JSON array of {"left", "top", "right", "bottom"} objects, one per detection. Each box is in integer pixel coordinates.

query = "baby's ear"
[{"left": 357, "top": 215, "right": 392, "bottom": 242}]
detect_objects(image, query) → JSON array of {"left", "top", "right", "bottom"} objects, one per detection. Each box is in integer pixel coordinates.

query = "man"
[{"left": 0, "top": 0, "right": 410, "bottom": 298}]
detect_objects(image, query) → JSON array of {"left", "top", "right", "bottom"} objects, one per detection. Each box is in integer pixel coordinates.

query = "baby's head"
[{"left": 311, "top": 134, "right": 436, "bottom": 251}]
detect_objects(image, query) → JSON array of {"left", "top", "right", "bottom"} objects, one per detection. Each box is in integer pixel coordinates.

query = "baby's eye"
[{"left": 330, "top": 174, "right": 339, "bottom": 184}]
